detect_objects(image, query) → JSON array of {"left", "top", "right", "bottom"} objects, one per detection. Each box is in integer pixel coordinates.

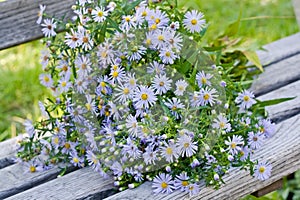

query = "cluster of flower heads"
[{"left": 18, "top": 0, "right": 276, "bottom": 197}]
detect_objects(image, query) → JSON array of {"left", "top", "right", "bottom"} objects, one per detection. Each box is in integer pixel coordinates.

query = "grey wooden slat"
[
  {"left": 105, "top": 114, "right": 300, "bottom": 200},
  {"left": 258, "top": 79, "right": 300, "bottom": 123},
  {"left": 0, "top": 163, "right": 74, "bottom": 199},
  {"left": 251, "top": 53, "right": 300, "bottom": 96},
  {"left": 6, "top": 167, "right": 117, "bottom": 200},
  {"left": 0, "top": 137, "right": 19, "bottom": 169},
  {"left": 0, "top": 0, "right": 74, "bottom": 50},
  {"left": 257, "top": 32, "right": 300, "bottom": 66}
]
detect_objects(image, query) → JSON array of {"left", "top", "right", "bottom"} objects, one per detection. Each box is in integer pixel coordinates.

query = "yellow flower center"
[
  {"left": 141, "top": 93, "right": 148, "bottom": 100},
  {"left": 166, "top": 147, "right": 173, "bottom": 155},
  {"left": 146, "top": 39, "right": 152, "bottom": 45},
  {"left": 220, "top": 122, "right": 225, "bottom": 129},
  {"left": 150, "top": 24, "right": 157, "bottom": 30},
  {"left": 178, "top": 86, "right": 184, "bottom": 91},
  {"left": 155, "top": 18, "right": 161, "bottom": 24},
  {"left": 98, "top": 11, "right": 103, "bottom": 17},
  {"left": 191, "top": 19, "right": 197, "bottom": 25},
  {"left": 101, "top": 51, "right": 107, "bottom": 58},
  {"left": 231, "top": 143, "right": 236, "bottom": 149},
  {"left": 129, "top": 79, "right": 135, "bottom": 86},
  {"left": 161, "top": 182, "right": 168, "bottom": 189},
  {"left": 158, "top": 35, "right": 164, "bottom": 41},
  {"left": 81, "top": 64, "right": 87, "bottom": 69},
  {"left": 30, "top": 166, "right": 36, "bottom": 173},
  {"left": 125, "top": 16, "right": 131, "bottom": 22},
  {"left": 112, "top": 71, "right": 119, "bottom": 78},
  {"left": 142, "top": 11, "right": 147, "bottom": 17},
  {"left": 100, "top": 81, "right": 106, "bottom": 87},
  {"left": 53, "top": 137, "right": 59, "bottom": 144},
  {"left": 172, "top": 106, "right": 177, "bottom": 111},
  {"left": 112, "top": 65, "right": 118, "bottom": 70},
  {"left": 184, "top": 142, "right": 190, "bottom": 148},
  {"left": 201, "top": 77, "right": 207, "bottom": 84},
  {"left": 259, "top": 166, "right": 265, "bottom": 173},
  {"left": 85, "top": 103, "right": 91, "bottom": 111},
  {"left": 64, "top": 142, "right": 71, "bottom": 149},
  {"left": 243, "top": 95, "right": 250, "bottom": 102},
  {"left": 44, "top": 76, "right": 50, "bottom": 82},
  {"left": 62, "top": 65, "right": 68, "bottom": 71},
  {"left": 203, "top": 93, "right": 210, "bottom": 100},
  {"left": 182, "top": 181, "right": 189, "bottom": 187},
  {"left": 165, "top": 52, "right": 171, "bottom": 57},
  {"left": 105, "top": 111, "right": 110, "bottom": 116},
  {"left": 73, "top": 157, "right": 79, "bottom": 163},
  {"left": 159, "top": 81, "right": 164, "bottom": 86},
  {"left": 260, "top": 127, "right": 265, "bottom": 133},
  {"left": 83, "top": 36, "right": 89, "bottom": 43},
  {"left": 123, "top": 88, "right": 130, "bottom": 95},
  {"left": 61, "top": 81, "right": 67, "bottom": 87}
]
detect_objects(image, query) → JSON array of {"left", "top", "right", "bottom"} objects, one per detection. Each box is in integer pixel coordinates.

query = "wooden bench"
[{"left": 1, "top": 0, "right": 300, "bottom": 199}]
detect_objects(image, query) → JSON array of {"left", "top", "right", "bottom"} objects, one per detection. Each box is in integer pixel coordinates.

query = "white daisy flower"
[
  {"left": 254, "top": 161, "right": 272, "bottom": 181},
  {"left": 188, "top": 183, "right": 200, "bottom": 197},
  {"left": 57, "top": 60, "right": 70, "bottom": 77},
  {"left": 225, "top": 135, "right": 244, "bottom": 155},
  {"left": 78, "top": 28, "right": 94, "bottom": 51},
  {"left": 153, "top": 29, "right": 168, "bottom": 49},
  {"left": 174, "top": 172, "right": 189, "bottom": 191},
  {"left": 169, "top": 21, "right": 180, "bottom": 30},
  {"left": 125, "top": 114, "right": 139, "bottom": 137},
  {"left": 97, "top": 40, "right": 115, "bottom": 67},
  {"left": 91, "top": 6, "right": 108, "bottom": 23},
  {"left": 110, "top": 67, "right": 125, "bottom": 85},
  {"left": 198, "top": 88, "right": 218, "bottom": 106},
  {"left": 212, "top": 114, "right": 232, "bottom": 132},
  {"left": 39, "top": 74, "right": 53, "bottom": 88},
  {"left": 133, "top": 85, "right": 157, "bottom": 109},
  {"left": 58, "top": 73, "right": 72, "bottom": 93},
  {"left": 121, "top": 15, "right": 136, "bottom": 31},
  {"left": 235, "top": 90, "right": 256, "bottom": 109},
  {"left": 160, "top": 141, "right": 179, "bottom": 163},
  {"left": 37, "top": 4, "right": 46, "bottom": 24},
  {"left": 152, "top": 74, "right": 172, "bottom": 95},
  {"left": 174, "top": 79, "right": 188, "bottom": 96},
  {"left": 147, "top": 61, "right": 165, "bottom": 75},
  {"left": 127, "top": 45, "right": 146, "bottom": 61},
  {"left": 143, "top": 146, "right": 158, "bottom": 165},
  {"left": 122, "top": 137, "right": 142, "bottom": 159},
  {"left": 147, "top": 9, "right": 169, "bottom": 29},
  {"left": 107, "top": 2, "right": 117, "bottom": 12},
  {"left": 152, "top": 173, "right": 175, "bottom": 194},
  {"left": 115, "top": 84, "right": 133, "bottom": 104},
  {"left": 176, "top": 134, "right": 198, "bottom": 157},
  {"left": 248, "top": 131, "right": 264, "bottom": 150},
  {"left": 40, "top": 49, "right": 50, "bottom": 70},
  {"left": 74, "top": 78, "right": 89, "bottom": 94},
  {"left": 41, "top": 18, "right": 57, "bottom": 37},
  {"left": 165, "top": 97, "right": 185, "bottom": 119},
  {"left": 75, "top": 55, "right": 92, "bottom": 78},
  {"left": 159, "top": 48, "right": 178, "bottom": 64},
  {"left": 124, "top": 72, "right": 137, "bottom": 89},
  {"left": 183, "top": 10, "right": 206, "bottom": 33},
  {"left": 65, "top": 29, "right": 82, "bottom": 49},
  {"left": 167, "top": 30, "right": 183, "bottom": 51},
  {"left": 145, "top": 31, "right": 156, "bottom": 48},
  {"left": 196, "top": 71, "right": 213, "bottom": 87}
]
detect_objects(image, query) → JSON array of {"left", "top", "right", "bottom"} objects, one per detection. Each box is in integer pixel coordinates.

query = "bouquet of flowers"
[{"left": 17, "top": 0, "right": 276, "bottom": 196}]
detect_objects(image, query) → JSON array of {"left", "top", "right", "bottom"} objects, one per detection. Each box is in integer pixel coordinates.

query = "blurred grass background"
[{"left": 0, "top": 0, "right": 298, "bottom": 198}]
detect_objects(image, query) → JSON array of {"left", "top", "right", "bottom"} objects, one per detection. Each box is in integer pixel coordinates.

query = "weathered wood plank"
[
  {"left": 105, "top": 114, "right": 300, "bottom": 200},
  {"left": 6, "top": 167, "right": 117, "bottom": 200},
  {"left": 0, "top": 137, "right": 19, "bottom": 169},
  {"left": 251, "top": 53, "right": 300, "bottom": 96},
  {"left": 257, "top": 32, "right": 300, "bottom": 66},
  {"left": 0, "top": 163, "right": 74, "bottom": 199},
  {"left": 258, "top": 79, "right": 300, "bottom": 123},
  {"left": 0, "top": 0, "right": 74, "bottom": 50}
]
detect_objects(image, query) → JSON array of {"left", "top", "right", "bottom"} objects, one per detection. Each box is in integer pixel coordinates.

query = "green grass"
[{"left": 0, "top": 41, "right": 49, "bottom": 141}]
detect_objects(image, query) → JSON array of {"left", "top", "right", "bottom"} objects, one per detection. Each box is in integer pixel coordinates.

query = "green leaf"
[
  {"left": 255, "top": 97, "right": 296, "bottom": 107},
  {"left": 243, "top": 50, "right": 264, "bottom": 72},
  {"left": 124, "top": 0, "right": 143, "bottom": 13},
  {"left": 223, "top": 11, "right": 241, "bottom": 37}
]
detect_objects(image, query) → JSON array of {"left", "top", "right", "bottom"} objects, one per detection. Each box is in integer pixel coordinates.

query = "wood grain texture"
[
  {"left": 0, "top": 0, "right": 74, "bottom": 50},
  {"left": 105, "top": 114, "right": 300, "bottom": 200},
  {"left": 251, "top": 53, "right": 300, "bottom": 96},
  {"left": 256, "top": 32, "right": 300, "bottom": 66},
  {"left": 0, "top": 163, "right": 74, "bottom": 199},
  {"left": 0, "top": 137, "right": 19, "bottom": 169},
  {"left": 6, "top": 167, "right": 117, "bottom": 200},
  {"left": 258, "top": 79, "right": 300, "bottom": 123}
]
